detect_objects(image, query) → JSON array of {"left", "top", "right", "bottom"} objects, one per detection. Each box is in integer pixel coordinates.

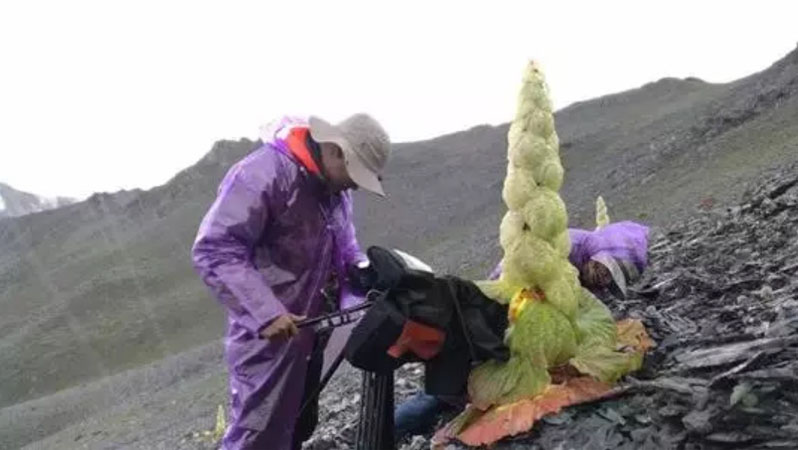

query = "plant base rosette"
[{"left": 432, "top": 319, "right": 653, "bottom": 447}]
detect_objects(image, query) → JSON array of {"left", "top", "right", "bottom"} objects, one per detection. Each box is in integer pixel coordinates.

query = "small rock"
[{"left": 682, "top": 409, "right": 713, "bottom": 435}]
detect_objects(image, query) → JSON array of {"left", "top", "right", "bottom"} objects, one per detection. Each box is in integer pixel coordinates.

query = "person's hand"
[{"left": 260, "top": 313, "right": 306, "bottom": 340}]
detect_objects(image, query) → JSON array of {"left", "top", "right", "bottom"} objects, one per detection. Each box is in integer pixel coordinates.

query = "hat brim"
[
  {"left": 309, "top": 116, "right": 386, "bottom": 196},
  {"left": 590, "top": 252, "right": 627, "bottom": 299}
]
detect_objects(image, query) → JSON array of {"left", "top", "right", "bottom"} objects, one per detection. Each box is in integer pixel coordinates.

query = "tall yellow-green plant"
[
  {"left": 595, "top": 196, "right": 609, "bottom": 229},
  {"left": 469, "top": 61, "right": 643, "bottom": 411}
]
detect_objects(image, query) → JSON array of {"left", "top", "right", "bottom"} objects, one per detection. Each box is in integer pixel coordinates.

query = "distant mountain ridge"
[{"left": 0, "top": 182, "right": 75, "bottom": 219}]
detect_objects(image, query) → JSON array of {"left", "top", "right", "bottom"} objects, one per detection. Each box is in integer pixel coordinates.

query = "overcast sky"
[{"left": 1, "top": 0, "right": 796, "bottom": 199}]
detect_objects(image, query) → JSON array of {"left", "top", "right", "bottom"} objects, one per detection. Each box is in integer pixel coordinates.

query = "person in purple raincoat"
[
  {"left": 489, "top": 221, "right": 650, "bottom": 299},
  {"left": 192, "top": 114, "right": 391, "bottom": 450},
  {"left": 394, "top": 220, "right": 650, "bottom": 438}
]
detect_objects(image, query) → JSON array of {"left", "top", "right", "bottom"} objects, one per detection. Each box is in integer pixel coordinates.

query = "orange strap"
[{"left": 387, "top": 320, "right": 446, "bottom": 360}]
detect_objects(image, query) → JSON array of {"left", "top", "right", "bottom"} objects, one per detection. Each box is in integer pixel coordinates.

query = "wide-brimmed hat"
[
  {"left": 309, "top": 113, "right": 390, "bottom": 196},
  {"left": 590, "top": 252, "right": 640, "bottom": 299}
]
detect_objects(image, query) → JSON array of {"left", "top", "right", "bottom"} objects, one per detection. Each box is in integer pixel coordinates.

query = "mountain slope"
[{"left": 0, "top": 46, "right": 797, "bottom": 414}]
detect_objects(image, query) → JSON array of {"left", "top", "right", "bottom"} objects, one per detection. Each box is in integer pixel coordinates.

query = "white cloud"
[{"left": 0, "top": 0, "right": 796, "bottom": 199}]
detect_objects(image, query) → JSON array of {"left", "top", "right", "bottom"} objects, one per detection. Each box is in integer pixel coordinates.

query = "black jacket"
[{"left": 345, "top": 247, "right": 509, "bottom": 396}]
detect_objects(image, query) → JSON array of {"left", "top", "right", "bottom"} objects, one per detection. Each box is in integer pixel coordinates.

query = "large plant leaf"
[
  {"left": 616, "top": 318, "right": 655, "bottom": 352},
  {"left": 468, "top": 359, "right": 521, "bottom": 410},
  {"left": 573, "top": 288, "right": 616, "bottom": 348},
  {"left": 439, "top": 377, "right": 611, "bottom": 447},
  {"left": 569, "top": 345, "right": 637, "bottom": 383},
  {"left": 510, "top": 298, "right": 578, "bottom": 367},
  {"left": 469, "top": 356, "right": 551, "bottom": 410},
  {"left": 570, "top": 319, "right": 654, "bottom": 382}
]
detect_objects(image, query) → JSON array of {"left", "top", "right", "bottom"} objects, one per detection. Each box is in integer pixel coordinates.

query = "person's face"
[
  {"left": 319, "top": 142, "right": 357, "bottom": 193},
  {"left": 582, "top": 260, "right": 613, "bottom": 290}
]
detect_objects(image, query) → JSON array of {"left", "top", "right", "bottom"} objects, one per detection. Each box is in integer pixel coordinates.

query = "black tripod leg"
[{"left": 355, "top": 371, "right": 395, "bottom": 450}]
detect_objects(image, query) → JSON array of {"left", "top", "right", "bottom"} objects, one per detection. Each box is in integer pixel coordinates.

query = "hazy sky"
[{"left": 1, "top": 0, "right": 796, "bottom": 199}]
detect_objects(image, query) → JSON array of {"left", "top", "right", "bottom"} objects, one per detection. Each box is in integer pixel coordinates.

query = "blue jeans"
[{"left": 394, "top": 393, "right": 450, "bottom": 438}]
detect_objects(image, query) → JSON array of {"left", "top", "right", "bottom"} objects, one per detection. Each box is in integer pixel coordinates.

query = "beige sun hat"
[
  {"left": 308, "top": 113, "right": 391, "bottom": 196},
  {"left": 590, "top": 252, "right": 641, "bottom": 299}
]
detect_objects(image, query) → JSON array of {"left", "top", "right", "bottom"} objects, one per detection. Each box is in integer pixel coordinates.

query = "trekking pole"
[
  {"left": 294, "top": 300, "right": 373, "bottom": 330},
  {"left": 295, "top": 291, "right": 380, "bottom": 331}
]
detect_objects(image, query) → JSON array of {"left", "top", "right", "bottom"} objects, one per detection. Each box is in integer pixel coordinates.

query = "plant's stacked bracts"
[{"left": 435, "top": 62, "right": 653, "bottom": 447}]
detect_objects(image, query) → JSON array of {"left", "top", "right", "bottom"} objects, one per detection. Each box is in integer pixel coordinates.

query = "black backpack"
[
  {"left": 344, "top": 246, "right": 434, "bottom": 373},
  {"left": 344, "top": 247, "right": 510, "bottom": 395}
]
